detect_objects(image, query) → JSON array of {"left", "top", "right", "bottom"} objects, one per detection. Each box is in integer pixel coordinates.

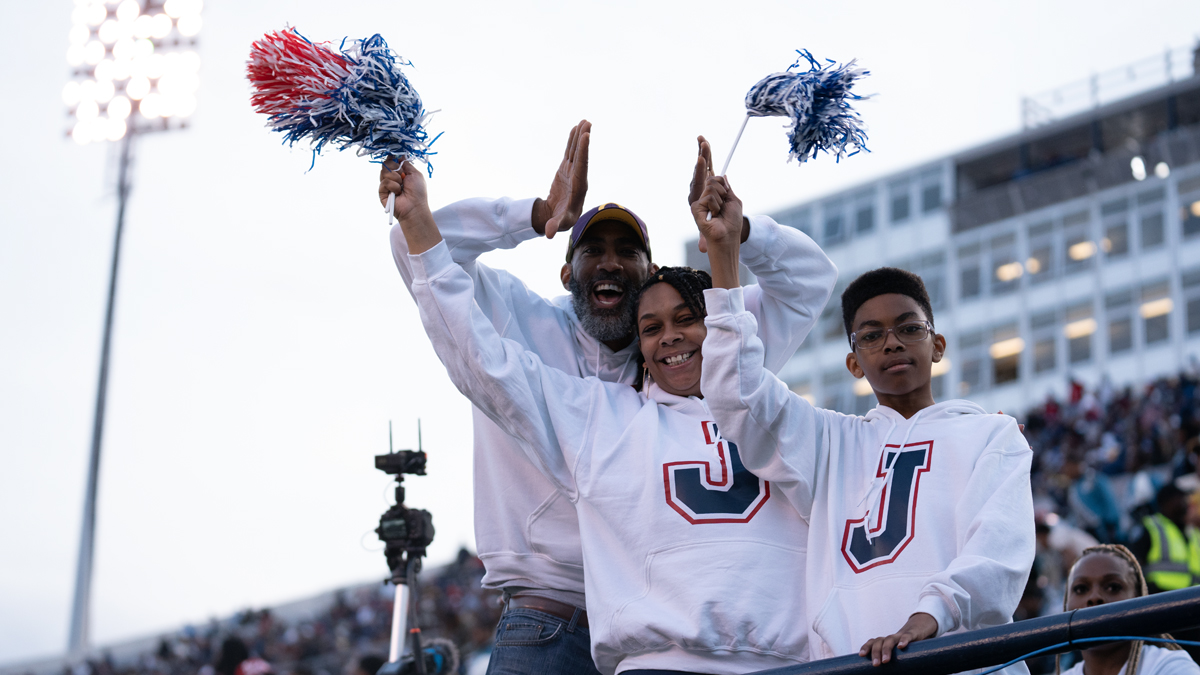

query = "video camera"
[
  {"left": 374, "top": 424, "right": 458, "bottom": 675},
  {"left": 375, "top": 449, "right": 435, "bottom": 575}
]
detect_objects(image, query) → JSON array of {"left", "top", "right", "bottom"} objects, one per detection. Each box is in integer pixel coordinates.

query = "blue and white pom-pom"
[
  {"left": 247, "top": 27, "right": 440, "bottom": 173},
  {"left": 745, "top": 49, "right": 870, "bottom": 163}
]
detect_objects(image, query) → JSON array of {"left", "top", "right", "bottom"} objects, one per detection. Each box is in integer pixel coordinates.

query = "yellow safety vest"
[{"left": 1143, "top": 514, "right": 1200, "bottom": 591}]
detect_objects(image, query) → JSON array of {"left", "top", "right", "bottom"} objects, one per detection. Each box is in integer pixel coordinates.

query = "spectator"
[{"left": 1128, "top": 483, "right": 1200, "bottom": 593}]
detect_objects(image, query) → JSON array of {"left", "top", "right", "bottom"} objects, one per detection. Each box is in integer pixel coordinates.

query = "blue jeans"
[{"left": 485, "top": 607, "right": 600, "bottom": 675}]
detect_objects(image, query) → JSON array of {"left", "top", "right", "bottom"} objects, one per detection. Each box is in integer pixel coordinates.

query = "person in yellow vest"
[{"left": 1129, "top": 483, "right": 1200, "bottom": 593}]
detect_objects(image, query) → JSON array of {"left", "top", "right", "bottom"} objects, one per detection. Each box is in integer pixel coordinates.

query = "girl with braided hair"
[{"left": 1058, "top": 545, "right": 1198, "bottom": 675}]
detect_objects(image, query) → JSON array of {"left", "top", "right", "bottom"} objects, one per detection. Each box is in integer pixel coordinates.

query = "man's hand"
[
  {"left": 379, "top": 157, "right": 440, "bottom": 254},
  {"left": 690, "top": 175, "right": 742, "bottom": 290},
  {"left": 534, "top": 119, "right": 590, "bottom": 239},
  {"left": 379, "top": 156, "right": 429, "bottom": 222},
  {"left": 858, "top": 613, "right": 938, "bottom": 667}
]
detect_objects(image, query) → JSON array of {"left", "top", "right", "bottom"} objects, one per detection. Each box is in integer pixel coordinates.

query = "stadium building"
[{"left": 689, "top": 45, "right": 1200, "bottom": 416}]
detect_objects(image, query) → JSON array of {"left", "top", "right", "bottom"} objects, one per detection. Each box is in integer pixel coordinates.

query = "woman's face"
[
  {"left": 1066, "top": 553, "right": 1138, "bottom": 610},
  {"left": 637, "top": 283, "right": 705, "bottom": 398}
]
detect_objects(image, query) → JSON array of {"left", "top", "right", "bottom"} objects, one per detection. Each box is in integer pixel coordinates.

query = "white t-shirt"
[{"left": 1060, "top": 645, "right": 1200, "bottom": 675}]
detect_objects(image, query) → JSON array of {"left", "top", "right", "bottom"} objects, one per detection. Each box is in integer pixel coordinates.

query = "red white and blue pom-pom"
[
  {"left": 247, "top": 28, "right": 438, "bottom": 172},
  {"left": 744, "top": 49, "right": 869, "bottom": 163}
]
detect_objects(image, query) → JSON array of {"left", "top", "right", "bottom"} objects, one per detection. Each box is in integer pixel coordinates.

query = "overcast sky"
[{"left": 3, "top": 0, "right": 1200, "bottom": 666}]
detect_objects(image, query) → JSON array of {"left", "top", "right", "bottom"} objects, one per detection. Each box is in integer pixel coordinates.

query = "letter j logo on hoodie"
[
  {"left": 662, "top": 421, "right": 771, "bottom": 524},
  {"left": 840, "top": 441, "right": 933, "bottom": 573}
]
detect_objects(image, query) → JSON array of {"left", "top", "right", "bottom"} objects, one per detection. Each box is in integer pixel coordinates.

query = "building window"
[
  {"left": 823, "top": 199, "right": 845, "bottom": 246},
  {"left": 920, "top": 167, "right": 943, "bottom": 213},
  {"left": 1182, "top": 195, "right": 1200, "bottom": 239},
  {"left": 890, "top": 181, "right": 911, "bottom": 223},
  {"left": 855, "top": 205, "right": 875, "bottom": 234},
  {"left": 822, "top": 368, "right": 848, "bottom": 413},
  {"left": 920, "top": 252, "right": 947, "bottom": 310},
  {"left": 1185, "top": 268, "right": 1200, "bottom": 334},
  {"left": 990, "top": 322, "right": 1022, "bottom": 386},
  {"left": 1109, "top": 317, "right": 1133, "bottom": 352},
  {"left": 1065, "top": 300, "right": 1095, "bottom": 363},
  {"left": 959, "top": 331, "right": 986, "bottom": 395},
  {"left": 1141, "top": 281, "right": 1172, "bottom": 345},
  {"left": 1140, "top": 212, "right": 1165, "bottom": 250},
  {"left": 991, "top": 233, "right": 1020, "bottom": 296},
  {"left": 958, "top": 243, "right": 982, "bottom": 301},
  {"left": 779, "top": 207, "right": 813, "bottom": 238},
  {"left": 821, "top": 305, "right": 844, "bottom": 344},
  {"left": 1106, "top": 289, "right": 1133, "bottom": 354},
  {"left": 1027, "top": 220, "right": 1055, "bottom": 283},
  {"left": 1100, "top": 197, "right": 1128, "bottom": 218},
  {"left": 1103, "top": 220, "right": 1129, "bottom": 257},
  {"left": 922, "top": 184, "right": 941, "bottom": 213},
  {"left": 1064, "top": 222, "right": 1096, "bottom": 275},
  {"left": 1031, "top": 309, "right": 1057, "bottom": 373}
]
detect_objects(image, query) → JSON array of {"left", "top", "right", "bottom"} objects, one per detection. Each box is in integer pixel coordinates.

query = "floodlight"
[
  {"left": 64, "top": 0, "right": 200, "bottom": 657},
  {"left": 107, "top": 95, "right": 131, "bottom": 119},
  {"left": 64, "top": 0, "right": 200, "bottom": 145},
  {"left": 1130, "top": 156, "right": 1147, "bottom": 181}
]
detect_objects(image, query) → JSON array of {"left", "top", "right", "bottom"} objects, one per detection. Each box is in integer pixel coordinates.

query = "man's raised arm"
[{"left": 382, "top": 120, "right": 590, "bottom": 290}]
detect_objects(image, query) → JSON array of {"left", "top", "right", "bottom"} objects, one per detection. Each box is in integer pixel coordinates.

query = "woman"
[
  {"left": 397, "top": 165, "right": 813, "bottom": 675},
  {"left": 1059, "top": 545, "right": 1198, "bottom": 675}
]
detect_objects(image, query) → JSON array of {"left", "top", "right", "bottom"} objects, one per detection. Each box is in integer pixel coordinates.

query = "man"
[
  {"left": 1129, "top": 483, "right": 1200, "bottom": 593},
  {"left": 379, "top": 121, "right": 837, "bottom": 674}
]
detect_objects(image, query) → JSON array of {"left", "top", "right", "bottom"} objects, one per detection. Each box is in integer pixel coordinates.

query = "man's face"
[
  {"left": 845, "top": 293, "right": 945, "bottom": 398},
  {"left": 561, "top": 220, "right": 653, "bottom": 343}
]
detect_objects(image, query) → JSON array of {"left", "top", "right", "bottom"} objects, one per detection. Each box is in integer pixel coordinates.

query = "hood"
[
  {"left": 864, "top": 399, "right": 992, "bottom": 424},
  {"left": 646, "top": 381, "right": 709, "bottom": 417}
]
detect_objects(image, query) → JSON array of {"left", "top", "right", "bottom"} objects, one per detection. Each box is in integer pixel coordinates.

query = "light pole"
[{"left": 62, "top": 0, "right": 201, "bottom": 656}]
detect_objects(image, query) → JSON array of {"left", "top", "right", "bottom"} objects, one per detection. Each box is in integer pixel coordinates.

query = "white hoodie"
[
  {"left": 700, "top": 288, "right": 1035, "bottom": 672},
  {"left": 409, "top": 242, "right": 813, "bottom": 675},
  {"left": 389, "top": 197, "right": 836, "bottom": 603}
]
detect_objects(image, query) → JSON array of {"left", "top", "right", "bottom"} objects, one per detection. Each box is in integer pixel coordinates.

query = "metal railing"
[
  {"left": 748, "top": 585, "right": 1200, "bottom": 675},
  {"left": 1022, "top": 45, "right": 1199, "bottom": 130}
]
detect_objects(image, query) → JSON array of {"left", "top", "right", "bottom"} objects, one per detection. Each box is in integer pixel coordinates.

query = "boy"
[{"left": 693, "top": 182, "right": 1034, "bottom": 672}]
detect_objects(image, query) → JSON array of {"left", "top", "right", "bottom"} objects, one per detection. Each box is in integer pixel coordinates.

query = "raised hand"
[
  {"left": 690, "top": 175, "right": 743, "bottom": 290},
  {"left": 690, "top": 175, "right": 743, "bottom": 253},
  {"left": 379, "top": 156, "right": 429, "bottom": 222},
  {"left": 535, "top": 119, "right": 591, "bottom": 239},
  {"left": 687, "top": 135, "right": 714, "bottom": 207}
]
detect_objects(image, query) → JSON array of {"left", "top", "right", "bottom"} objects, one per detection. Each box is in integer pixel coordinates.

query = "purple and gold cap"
[{"left": 565, "top": 203, "right": 651, "bottom": 263}]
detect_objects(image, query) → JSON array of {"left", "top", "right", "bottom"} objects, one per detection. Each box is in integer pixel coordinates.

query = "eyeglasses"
[{"left": 850, "top": 320, "right": 933, "bottom": 352}]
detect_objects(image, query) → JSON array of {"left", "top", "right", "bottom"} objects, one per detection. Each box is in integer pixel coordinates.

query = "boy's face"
[{"left": 845, "top": 293, "right": 945, "bottom": 398}]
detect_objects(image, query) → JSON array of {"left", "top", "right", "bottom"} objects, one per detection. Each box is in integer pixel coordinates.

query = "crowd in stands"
[
  {"left": 60, "top": 549, "right": 502, "bottom": 675},
  {"left": 44, "top": 371, "right": 1200, "bottom": 675}
]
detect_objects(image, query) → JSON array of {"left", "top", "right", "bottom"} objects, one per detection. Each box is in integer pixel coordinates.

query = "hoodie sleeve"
[
  {"left": 389, "top": 197, "right": 540, "bottom": 289},
  {"left": 409, "top": 240, "right": 602, "bottom": 498},
  {"left": 701, "top": 286, "right": 830, "bottom": 518},
  {"left": 912, "top": 419, "right": 1035, "bottom": 636},
  {"left": 738, "top": 215, "right": 837, "bottom": 374},
  {"left": 391, "top": 198, "right": 587, "bottom": 363}
]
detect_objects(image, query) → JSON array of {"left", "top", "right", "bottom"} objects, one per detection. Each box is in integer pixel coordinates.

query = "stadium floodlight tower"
[{"left": 63, "top": 0, "right": 201, "bottom": 657}]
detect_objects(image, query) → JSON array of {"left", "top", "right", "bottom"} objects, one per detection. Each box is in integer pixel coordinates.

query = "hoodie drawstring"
[{"left": 857, "top": 408, "right": 928, "bottom": 532}]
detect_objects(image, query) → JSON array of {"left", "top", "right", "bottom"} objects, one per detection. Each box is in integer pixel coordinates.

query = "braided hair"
[
  {"left": 632, "top": 266, "right": 712, "bottom": 390},
  {"left": 1055, "top": 544, "right": 1180, "bottom": 675}
]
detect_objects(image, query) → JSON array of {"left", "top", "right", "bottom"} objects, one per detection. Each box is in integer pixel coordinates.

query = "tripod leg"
[{"left": 388, "top": 583, "right": 409, "bottom": 663}]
